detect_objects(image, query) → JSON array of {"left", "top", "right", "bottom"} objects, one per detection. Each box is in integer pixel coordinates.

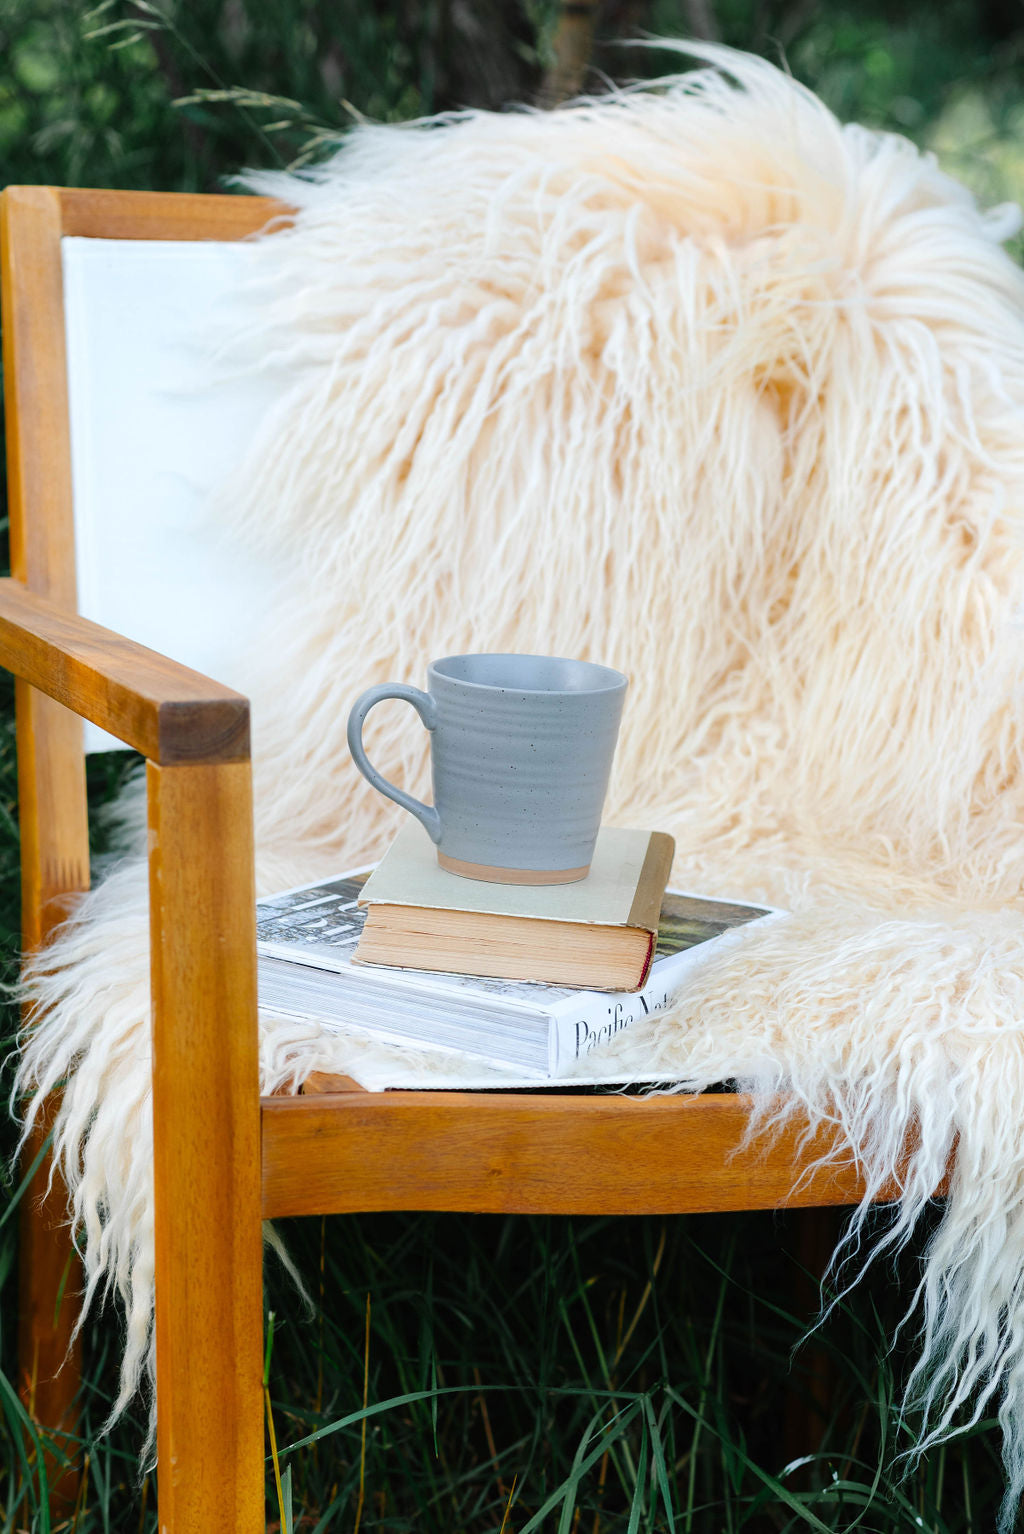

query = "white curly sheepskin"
[{"left": 17, "top": 45, "right": 1024, "bottom": 1522}]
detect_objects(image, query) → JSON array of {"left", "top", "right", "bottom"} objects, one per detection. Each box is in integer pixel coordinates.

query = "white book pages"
[{"left": 257, "top": 866, "right": 785, "bottom": 1077}]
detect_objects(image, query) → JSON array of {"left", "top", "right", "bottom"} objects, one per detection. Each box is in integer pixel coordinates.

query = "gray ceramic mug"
[{"left": 347, "top": 653, "right": 628, "bottom": 884}]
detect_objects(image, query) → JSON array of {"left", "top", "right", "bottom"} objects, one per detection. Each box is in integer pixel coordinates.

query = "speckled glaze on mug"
[{"left": 347, "top": 653, "right": 628, "bottom": 884}]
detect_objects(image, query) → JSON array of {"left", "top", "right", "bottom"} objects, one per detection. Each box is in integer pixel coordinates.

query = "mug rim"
[{"left": 429, "top": 652, "right": 628, "bottom": 696}]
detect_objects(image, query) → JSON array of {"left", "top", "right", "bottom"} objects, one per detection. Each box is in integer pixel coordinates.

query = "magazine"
[{"left": 257, "top": 869, "right": 784, "bottom": 1077}]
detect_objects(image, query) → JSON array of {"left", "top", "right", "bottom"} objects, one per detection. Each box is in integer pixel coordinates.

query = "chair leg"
[
  {"left": 149, "top": 760, "right": 265, "bottom": 1533},
  {"left": 153, "top": 1222, "right": 265, "bottom": 1534},
  {"left": 18, "top": 1109, "right": 82, "bottom": 1518},
  {"left": 782, "top": 1206, "right": 846, "bottom": 1472}
]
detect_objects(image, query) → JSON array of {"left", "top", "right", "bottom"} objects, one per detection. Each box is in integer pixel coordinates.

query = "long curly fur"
[{"left": 16, "top": 44, "right": 1024, "bottom": 1522}]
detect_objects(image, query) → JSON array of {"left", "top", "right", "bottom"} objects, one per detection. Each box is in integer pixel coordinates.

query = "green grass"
[{"left": 0, "top": 1191, "right": 1013, "bottom": 1530}]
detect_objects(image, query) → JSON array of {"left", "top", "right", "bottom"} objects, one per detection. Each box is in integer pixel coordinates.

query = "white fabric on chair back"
[{"left": 62, "top": 236, "right": 281, "bottom": 751}]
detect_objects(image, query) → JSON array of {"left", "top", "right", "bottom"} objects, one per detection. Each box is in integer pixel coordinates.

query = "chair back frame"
[
  {"left": 1, "top": 186, "right": 281, "bottom": 1528},
  {"left": 2, "top": 186, "right": 281, "bottom": 947},
  {"left": 2, "top": 184, "right": 920, "bottom": 1534}
]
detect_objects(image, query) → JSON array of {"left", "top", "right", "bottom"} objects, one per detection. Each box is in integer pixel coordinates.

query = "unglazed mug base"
[
  {"left": 437, "top": 851, "right": 591, "bottom": 886},
  {"left": 347, "top": 653, "right": 628, "bottom": 877}
]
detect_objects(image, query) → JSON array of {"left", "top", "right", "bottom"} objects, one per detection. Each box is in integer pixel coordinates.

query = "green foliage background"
[{"left": 1, "top": 2, "right": 1023, "bottom": 1529}]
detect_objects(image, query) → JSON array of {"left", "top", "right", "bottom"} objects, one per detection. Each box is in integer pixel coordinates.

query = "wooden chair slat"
[
  {"left": 0, "top": 578, "right": 250, "bottom": 764},
  {"left": 149, "top": 760, "right": 264, "bottom": 1532},
  {"left": 302, "top": 1069, "right": 368, "bottom": 1094},
  {"left": 261, "top": 1091, "right": 928, "bottom": 1218},
  {"left": 58, "top": 186, "right": 288, "bottom": 242},
  {"left": 2, "top": 185, "right": 90, "bottom": 1506}
]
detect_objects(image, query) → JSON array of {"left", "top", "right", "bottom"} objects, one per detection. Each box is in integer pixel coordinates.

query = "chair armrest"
[{"left": 0, "top": 577, "right": 249, "bottom": 764}]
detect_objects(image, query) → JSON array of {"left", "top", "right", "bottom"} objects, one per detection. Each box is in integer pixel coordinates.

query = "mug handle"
[{"left": 346, "top": 683, "right": 442, "bottom": 844}]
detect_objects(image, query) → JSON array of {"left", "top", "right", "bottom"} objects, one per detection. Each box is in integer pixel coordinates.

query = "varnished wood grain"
[
  {"left": 13, "top": 685, "right": 89, "bottom": 947},
  {"left": 302, "top": 1070, "right": 367, "bottom": 1094},
  {"left": 17, "top": 1102, "right": 82, "bottom": 1512},
  {"left": 2, "top": 183, "right": 89, "bottom": 1496},
  {"left": 1, "top": 185, "right": 90, "bottom": 929},
  {"left": 59, "top": 186, "right": 288, "bottom": 241},
  {"left": 0, "top": 579, "right": 250, "bottom": 763},
  {"left": 149, "top": 760, "right": 263, "bottom": 1534},
  {"left": 14, "top": 687, "right": 87, "bottom": 1510},
  {"left": 783, "top": 1206, "right": 848, "bottom": 1473},
  {"left": 2, "top": 186, "right": 77, "bottom": 604},
  {"left": 2, "top": 183, "right": 281, "bottom": 1532},
  {"left": 261, "top": 1091, "right": 926, "bottom": 1218}
]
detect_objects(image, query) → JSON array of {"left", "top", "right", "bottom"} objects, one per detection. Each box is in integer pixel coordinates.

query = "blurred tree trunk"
[
  {"left": 537, "top": 0, "right": 604, "bottom": 106},
  {"left": 148, "top": 24, "right": 215, "bottom": 186},
  {"left": 429, "top": 0, "right": 540, "bottom": 110},
  {"left": 683, "top": 0, "right": 720, "bottom": 40}
]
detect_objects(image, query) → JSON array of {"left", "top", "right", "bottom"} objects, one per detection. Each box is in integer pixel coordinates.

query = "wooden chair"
[{"left": 1, "top": 185, "right": 911, "bottom": 1533}]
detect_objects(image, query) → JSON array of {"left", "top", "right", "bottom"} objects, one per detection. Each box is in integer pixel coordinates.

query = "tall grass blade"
[
  {"left": 643, "top": 1395, "right": 676, "bottom": 1529},
  {"left": 517, "top": 1401, "right": 644, "bottom": 1534},
  {"left": 353, "top": 1292, "right": 370, "bottom": 1534},
  {"left": 280, "top": 1385, "right": 481, "bottom": 1454},
  {"left": 264, "top": 1311, "right": 287, "bottom": 1530},
  {"left": 626, "top": 1420, "right": 649, "bottom": 1534},
  {"left": 666, "top": 1385, "right": 833, "bottom": 1532},
  {"left": 281, "top": 1463, "right": 293, "bottom": 1534},
  {"left": 499, "top": 1473, "right": 518, "bottom": 1534},
  {"left": 0, "top": 1128, "right": 53, "bottom": 1233},
  {"left": 0, "top": 1365, "right": 52, "bottom": 1534}
]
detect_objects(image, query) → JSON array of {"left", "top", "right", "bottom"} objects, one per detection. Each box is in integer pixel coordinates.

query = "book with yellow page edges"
[
  {"left": 255, "top": 851, "right": 783, "bottom": 1078},
  {"left": 353, "top": 823, "right": 676, "bottom": 991}
]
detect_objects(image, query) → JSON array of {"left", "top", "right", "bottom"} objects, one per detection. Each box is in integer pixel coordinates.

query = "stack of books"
[{"left": 256, "top": 824, "right": 781, "bottom": 1080}]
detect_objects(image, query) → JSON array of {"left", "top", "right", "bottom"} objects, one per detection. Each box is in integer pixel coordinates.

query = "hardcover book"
[
  {"left": 256, "top": 866, "right": 782, "bottom": 1078},
  {"left": 354, "top": 823, "right": 676, "bottom": 990}
]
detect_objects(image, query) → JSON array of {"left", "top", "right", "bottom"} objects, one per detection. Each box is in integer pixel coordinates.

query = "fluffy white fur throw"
[{"left": 17, "top": 44, "right": 1024, "bottom": 1519}]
